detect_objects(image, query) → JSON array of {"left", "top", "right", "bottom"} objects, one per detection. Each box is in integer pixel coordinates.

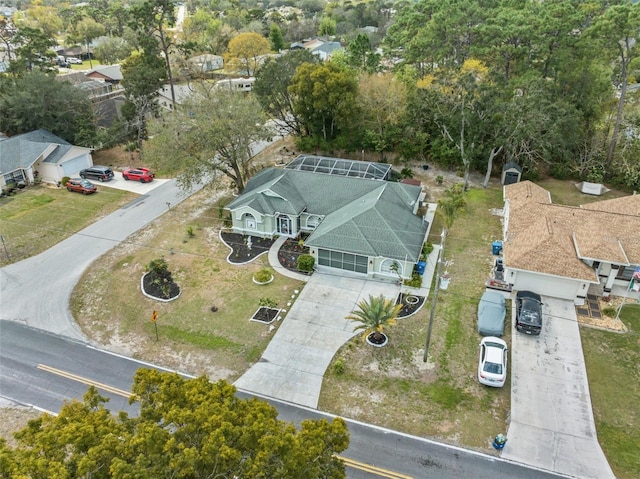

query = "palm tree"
[{"left": 346, "top": 294, "right": 402, "bottom": 345}]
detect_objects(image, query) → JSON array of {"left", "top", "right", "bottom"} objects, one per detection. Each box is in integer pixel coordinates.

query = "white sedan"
[
  {"left": 477, "top": 336, "right": 508, "bottom": 387},
  {"left": 66, "top": 57, "right": 83, "bottom": 64}
]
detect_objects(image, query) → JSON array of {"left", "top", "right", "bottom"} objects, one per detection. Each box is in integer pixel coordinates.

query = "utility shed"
[{"left": 501, "top": 162, "right": 522, "bottom": 185}]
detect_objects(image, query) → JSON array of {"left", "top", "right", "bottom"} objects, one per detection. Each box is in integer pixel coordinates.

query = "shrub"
[
  {"left": 61, "top": 176, "right": 70, "bottom": 186},
  {"left": 297, "top": 254, "right": 315, "bottom": 272},
  {"left": 404, "top": 271, "right": 422, "bottom": 288},
  {"left": 333, "top": 358, "right": 345, "bottom": 375},
  {"left": 258, "top": 297, "right": 278, "bottom": 308},
  {"left": 186, "top": 226, "right": 195, "bottom": 237},
  {"left": 435, "top": 175, "right": 444, "bottom": 185},
  {"left": 147, "top": 257, "right": 169, "bottom": 277},
  {"left": 422, "top": 242, "right": 434, "bottom": 260},
  {"left": 254, "top": 267, "right": 273, "bottom": 283},
  {"left": 602, "top": 306, "right": 616, "bottom": 318}
]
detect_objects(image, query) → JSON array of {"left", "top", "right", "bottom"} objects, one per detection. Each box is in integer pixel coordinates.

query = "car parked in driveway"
[
  {"left": 66, "top": 178, "right": 97, "bottom": 195},
  {"left": 66, "top": 57, "right": 83, "bottom": 64},
  {"left": 478, "top": 336, "right": 508, "bottom": 387},
  {"left": 79, "top": 166, "right": 114, "bottom": 182},
  {"left": 122, "top": 167, "right": 154, "bottom": 183},
  {"left": 515, "top": 291, "right": 543, "bottom": 335}
]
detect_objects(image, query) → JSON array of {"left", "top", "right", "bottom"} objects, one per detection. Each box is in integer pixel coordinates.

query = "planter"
[
  {"left": 141, "top": 273, "right": 181, "bottom": 302},
  {"left": 250, "top": 306, "right": 281, "bottom": 324},
  {"left": 405, "top": 295, "right": 419, "bottom": 305},
  {"left": 252, "top": 274, "right": 274, "bottom": 285},
  {"left": 365, "top": 332, "right": 388, "bottom": 347}
]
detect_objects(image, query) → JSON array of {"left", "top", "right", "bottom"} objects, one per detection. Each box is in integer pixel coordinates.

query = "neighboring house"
[
  {"left": 157, "top": 83, "right": 195, "bottom": 110},
  {"left": 310, "top": 41, "right": 343, "bottom": 61},
  {"left": 0, "top": 130, "right": 93, "bottom": 187},
  {"left": 187, "top": 54, "right": 223, "bottom": 74},
  {"left": 226, "top": 156, "right": 430, "bottom": 280},
  {"left": 85, "top": 64, "right": 123, "bottom": 85},
  {"left": 502, "top": 180, "right": 640, "bottom": 304}
]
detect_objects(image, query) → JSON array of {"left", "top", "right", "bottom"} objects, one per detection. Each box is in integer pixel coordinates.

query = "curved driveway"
[{"left": 0, "top": 179, "right": 198, "bottom": 339}]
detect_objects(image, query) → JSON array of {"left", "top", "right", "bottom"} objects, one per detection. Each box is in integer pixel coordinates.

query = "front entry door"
[{"left": 278, "top": 216, "right": 291, "bottom": 235}]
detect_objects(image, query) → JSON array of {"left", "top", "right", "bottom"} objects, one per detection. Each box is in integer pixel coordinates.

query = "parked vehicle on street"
[
  {"left": 66, "top": 178, "right": 97, "bottom": 195},
  {"left": 515, "top": 291, "right": 543, "bottom": 335},
  {"left": 477, "top": 336, "right": 508, "bottom": 387},
  {"left": 79, "top": 166, "right": 114, "bottom": 182},
  {"left": 122, "top": 167, "right": 154, "bottom": 183}
]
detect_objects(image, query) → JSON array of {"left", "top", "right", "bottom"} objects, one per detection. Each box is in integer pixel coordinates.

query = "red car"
[
  {"left": 66, "top": 178, "right": 97, "bottom": 195},
  {"left": 122, "top": 167, "right": 155, "bottom": 183}
]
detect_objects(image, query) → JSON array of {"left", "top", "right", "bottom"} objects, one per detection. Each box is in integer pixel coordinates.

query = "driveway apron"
[
  {"left": 502, "top": 296, "right": 615, "bottom": 479},
  {"left": 234, "top": 273, "right": 399, "bottom": 408}
]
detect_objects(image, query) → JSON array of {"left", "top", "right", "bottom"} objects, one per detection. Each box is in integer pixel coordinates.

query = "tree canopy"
[
  {"left": 144, "top": 85, "right": 271, "bottom": 193},
  {"left": 0, "top": 71, "right": 96, "bottom": 145},
  {"left": 0, "top": 369, "right": 350, "bottom": 479}
]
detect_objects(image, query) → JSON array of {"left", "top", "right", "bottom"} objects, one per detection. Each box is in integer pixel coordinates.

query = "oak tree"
[{"left": 144, "top": 85, "right": 271, "bottom": 193}]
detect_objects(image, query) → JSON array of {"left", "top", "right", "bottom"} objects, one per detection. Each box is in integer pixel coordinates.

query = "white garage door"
[
  {"left": 61, "top": 155, "right": 91, "bottom": 176},
  {"left": 512, "top": 270, "right": 581, "bottom": 300}
]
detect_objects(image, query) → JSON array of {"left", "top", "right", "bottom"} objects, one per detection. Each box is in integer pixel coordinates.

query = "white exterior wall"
[{"left": 509, "top": 269, "right": 588, "bottom": 303}]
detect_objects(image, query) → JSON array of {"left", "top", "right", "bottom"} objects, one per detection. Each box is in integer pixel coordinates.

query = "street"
[{"left": 0, "top": 321, "right": 569, "bottom": 479}]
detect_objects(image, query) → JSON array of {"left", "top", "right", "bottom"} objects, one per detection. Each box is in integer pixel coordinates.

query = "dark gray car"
[{"left": 79, "top": 166, "right": 114, "bottom": 182}]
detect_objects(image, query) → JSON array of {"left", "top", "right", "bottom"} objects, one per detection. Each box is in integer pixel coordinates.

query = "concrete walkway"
[{"left": 502, "top": 296, "right": 615, "bottom": 479}]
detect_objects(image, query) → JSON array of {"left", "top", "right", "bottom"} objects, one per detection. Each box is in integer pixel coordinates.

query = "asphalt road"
[
  {"left": 0, "top": 178, "right": 197, "bottom": 339},
  {"left": 0, "top": 321, "right": 568, "bottom": 479}
]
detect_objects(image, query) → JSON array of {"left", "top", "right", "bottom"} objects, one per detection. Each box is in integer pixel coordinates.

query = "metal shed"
[{"left": 501, "top": 162, "right": 522, "bottom": 185}]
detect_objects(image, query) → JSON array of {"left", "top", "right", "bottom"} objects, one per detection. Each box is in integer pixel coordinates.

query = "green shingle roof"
[{"left": 228, "top": 167, "right": 427, "bottom": 262}]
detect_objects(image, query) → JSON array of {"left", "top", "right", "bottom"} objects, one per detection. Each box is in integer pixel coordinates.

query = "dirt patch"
[{"left": 0, "top": 401, "right": 42, "bottom": 448}]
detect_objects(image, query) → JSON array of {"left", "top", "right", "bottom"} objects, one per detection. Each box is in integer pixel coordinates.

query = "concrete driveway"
[
  {"left": 234, "top": 274, "right": 400, "bottom": 408},
  {"left": 77, "top": 171, "right": 169, "bottom": 195},
  {"left": 503, "top": 296, "right": 615, "bottom": 479}
]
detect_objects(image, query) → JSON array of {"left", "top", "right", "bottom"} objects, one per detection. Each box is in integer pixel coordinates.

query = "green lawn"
[
  {"left": 581, "top": 305, "right": 640, "bottom": 479},
  {"left": 0, "top": 185, "right": 136, "bottom": 266}
]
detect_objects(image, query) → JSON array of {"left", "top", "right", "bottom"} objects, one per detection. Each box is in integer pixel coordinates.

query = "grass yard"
[
  {"left": 319, "top": 187, "right": 509, "bottom": 450},
  {"left": 0, "top": 184, "right": 136, "bottom": 267},
  {"left": 581, "top": 305, "right": 640, "bottom": 479},
  {"left": 536, "top": 178, "right": 628, "bottom": 206},
  {"left": 70, "top": 190, "right": 305, "bottom": 380}
]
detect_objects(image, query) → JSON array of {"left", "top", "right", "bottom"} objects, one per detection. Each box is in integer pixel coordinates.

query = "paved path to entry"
[{"left": 234, "top": 273, "right": 399, "bottom": 408}]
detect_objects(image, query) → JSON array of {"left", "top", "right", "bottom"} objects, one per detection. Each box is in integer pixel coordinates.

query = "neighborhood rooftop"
[{"left": 504, "top": 181, "right": 640, "bottom": 282}]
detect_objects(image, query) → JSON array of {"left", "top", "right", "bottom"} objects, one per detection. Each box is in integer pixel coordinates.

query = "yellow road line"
[
  {"left": 37, "top": 364, "right": 133, "bottom": 399},
  {"left": 338, "top": 455, "right": 413, "bottom": 479}
]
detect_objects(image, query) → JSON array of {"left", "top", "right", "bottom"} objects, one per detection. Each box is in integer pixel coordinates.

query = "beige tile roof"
[{"left": 503, "top": 182, "right": 640, "bottom": 281}]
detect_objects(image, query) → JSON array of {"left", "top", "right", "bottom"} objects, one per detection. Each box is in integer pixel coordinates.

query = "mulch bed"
[
  {"left": 396, "top": 292, "right": 425, "bottom": 318},
  {"left": 250, "top": 307, "right": 280, "bottom": 324},
  {"left": 142, "top": 272, "right": 181, "bottom": 300},
  {"left": 220, "top": 231, "right": 275, "bottom": 263},
  {"left": 277, "top": 237, "right": 311, "bottom": 273}
]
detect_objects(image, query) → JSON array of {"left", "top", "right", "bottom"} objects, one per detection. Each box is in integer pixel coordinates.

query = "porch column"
[{"left": 604, "top": 265, "right": 619, "bottom": 293}]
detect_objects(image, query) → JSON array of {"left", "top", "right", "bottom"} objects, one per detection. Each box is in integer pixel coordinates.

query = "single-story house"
[
  {"left": 502, "top": 180, "right": 640, "bottom": 304},
  {"left": 85, "top": 64, "right": 123, "bottom": 84},
  {"left": 226, "top": 156, "right": 431, "bottom": 280},
  {"left": 187, "top": 54, "right": 223, "bottom": 74},
  {"left": 0, "top": 130, "right": 93, "bottom": 187}
]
